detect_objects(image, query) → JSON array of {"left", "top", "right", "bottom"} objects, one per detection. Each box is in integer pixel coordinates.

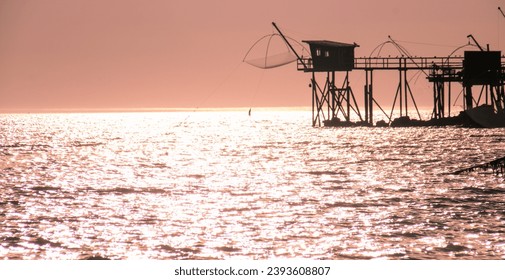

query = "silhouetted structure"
[
  {"left": 300, "top": 40, "right": 361, "bottom": 126},
  {"left": 453, "top": 156, "right": 505, "bottom": 177},
  {"left": 272, "top": 22, "right": 505, "bottom": 127},
  {"left": 302, "top": 40, "right": 357, "bottom": 72}
]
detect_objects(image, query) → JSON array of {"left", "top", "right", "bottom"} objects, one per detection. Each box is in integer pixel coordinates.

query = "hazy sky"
[{"left": 0, "top": 0, "right": 503, "bottom": 112}]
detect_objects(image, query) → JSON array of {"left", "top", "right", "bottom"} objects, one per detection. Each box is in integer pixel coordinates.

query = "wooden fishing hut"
[
  {"left": 463, "top": 51, "right": 503, "bottom": 111},
  {"left": 299, "top": 40, "right": 362, "bottom": 126},
  {"left": 271, "top": 22, "right": 505, "bottom": 127}
]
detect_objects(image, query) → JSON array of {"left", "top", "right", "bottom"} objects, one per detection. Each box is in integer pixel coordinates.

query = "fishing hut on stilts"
[
  {"left": 247, "top": 22, "right": 505, "bottom": 128},
  {"left": 245, "top": 22, "right": 505, "bottom": 178},
  {"left": 273, "top": 23, "right": 362, "bottom": 127}
]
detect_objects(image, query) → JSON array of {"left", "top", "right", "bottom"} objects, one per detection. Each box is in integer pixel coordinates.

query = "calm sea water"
[{"left": 1, "top": 110, "right": 505, "bottom": 260}]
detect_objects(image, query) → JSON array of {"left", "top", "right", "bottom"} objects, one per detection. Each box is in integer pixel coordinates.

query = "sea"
[{"left": 1, "top": 109, "right": 504, "bottom": 260}]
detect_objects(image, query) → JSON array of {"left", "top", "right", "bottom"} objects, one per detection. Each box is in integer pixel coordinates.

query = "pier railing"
[
  {"left": 297, "top": 56, "right": 465, "bottom": 72},
  {"left": 354, "top": 56, "right": 464, "bottom": 70}
]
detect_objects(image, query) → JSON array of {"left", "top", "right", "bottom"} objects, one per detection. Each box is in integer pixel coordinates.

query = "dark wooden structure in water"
[
  {"left": 301, "top": 40, "right": 361, "bottom": 127},
  {"left": 269, "top": 22, "right": 505, "bottom": 179},
  {"left": 272, "top": 22, "right": 505, "bottom": 128},
  {"left": 453, "top": 156, "right": 505, "bottom": 177}
]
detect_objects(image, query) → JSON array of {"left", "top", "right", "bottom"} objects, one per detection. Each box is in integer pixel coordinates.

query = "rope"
[
  {"left": 394, "top": 39, "right": 458, "bottom": 48},
  {"left": 249, "top": 69, "right": 265, "bottom": 110},
  {"left": 171, "top": 60, "right": 244, "bottom": 130}
]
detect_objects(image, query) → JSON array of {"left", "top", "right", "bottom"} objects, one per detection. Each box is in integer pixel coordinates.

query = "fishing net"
[
  {"left": 243, "top": 33, "right": 306, "bottom": 69},
  {"left": 244, "top": 52, "right": 297, "bottom": 69}
]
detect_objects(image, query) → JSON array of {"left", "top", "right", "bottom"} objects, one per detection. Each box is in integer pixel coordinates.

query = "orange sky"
[{"left": 0, "top": 0, "right": 503, "bottom": 112}]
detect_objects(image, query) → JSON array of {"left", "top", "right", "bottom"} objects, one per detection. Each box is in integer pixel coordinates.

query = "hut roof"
[{"left": 303, "top": 40, "right": 359, "bottom": 48}]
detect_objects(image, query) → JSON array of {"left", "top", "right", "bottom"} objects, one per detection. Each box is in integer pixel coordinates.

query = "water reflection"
[{"left": 0, "top": 111, "right": 504, "bottom": 259}]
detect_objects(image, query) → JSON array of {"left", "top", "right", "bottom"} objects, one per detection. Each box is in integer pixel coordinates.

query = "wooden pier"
[
  {"left": 269, "top": 22, "right": 505, "bottom": 179},
  {"left": 272, "top": 22, "right": 505, "bottom": 127},
  {"left": 453, "top": 156, "right": 505, "bottom": 177},
  {"left": 297, "top": 54, "right": 505, "bottom": 127}
]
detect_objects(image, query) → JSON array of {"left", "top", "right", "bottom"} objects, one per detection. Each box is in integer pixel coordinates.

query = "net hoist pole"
[
  {"left": 499, "top": 7, "right": 505, "bottom": 19},
  {"left": 467, "top": 34, "right": 485, "bottom": 52},
  {"left": 271, "top": 22, "right": 307, "bottom": 70}
]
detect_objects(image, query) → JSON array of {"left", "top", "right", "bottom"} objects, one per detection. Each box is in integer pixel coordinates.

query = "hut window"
[
  {"left": 325, "top": 50, "right": 330, "bottom": 57},
  {"left": 316, "top": 49, "right": 321, "bottom": 56}
]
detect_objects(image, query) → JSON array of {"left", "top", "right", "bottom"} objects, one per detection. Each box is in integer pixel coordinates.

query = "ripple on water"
[{"left": 0, "top": 112, "right": 504, "bottom": 259}]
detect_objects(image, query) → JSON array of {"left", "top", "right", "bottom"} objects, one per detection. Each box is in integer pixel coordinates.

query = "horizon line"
[{"left": 0, "top": 106, "right": 314, "bottom": 114}]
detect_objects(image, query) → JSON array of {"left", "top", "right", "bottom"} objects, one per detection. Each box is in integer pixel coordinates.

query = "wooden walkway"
[{"left": 453, "top": 156, "right": 505, "bottom": 176}]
